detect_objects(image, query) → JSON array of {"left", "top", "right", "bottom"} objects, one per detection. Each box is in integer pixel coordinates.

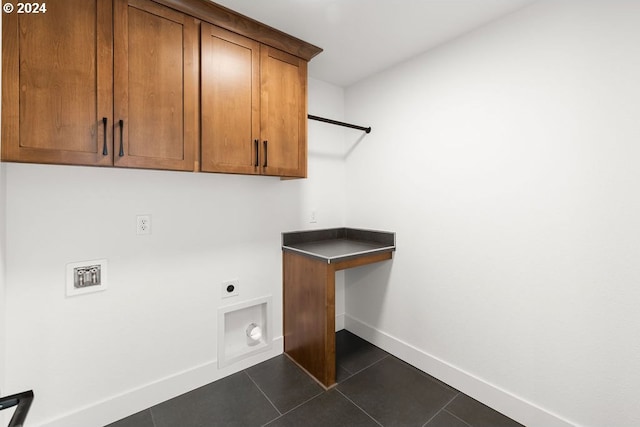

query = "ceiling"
[{"left": 212, "top": 0, "right": 536, "bottom": 87}]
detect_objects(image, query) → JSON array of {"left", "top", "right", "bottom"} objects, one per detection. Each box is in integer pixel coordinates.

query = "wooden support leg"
[{"left": 283, "top": 251, "right": 336, "bottom": 388}]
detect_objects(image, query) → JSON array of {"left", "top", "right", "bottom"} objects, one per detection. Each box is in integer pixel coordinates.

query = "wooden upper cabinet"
[
  {"left": 1, "top": 0, "right": 113, "bottom": 166},
  {"left": 1, "top": 0, "right": 197, "bottom": 170},
  {"left": 260, "top": 46, "right": 307, "bottom": 178},
  {"left": 113, "top": 0, "right": 198, "bottom": 171},
  {"left": 2, "top": 0, "right": 320, "bottom": 176},
  {"left": 201, "top": 23, "right": 260, "bottom": 174},
  {"left": 201, "top": 27, "right": 308, "bottom": 178}
]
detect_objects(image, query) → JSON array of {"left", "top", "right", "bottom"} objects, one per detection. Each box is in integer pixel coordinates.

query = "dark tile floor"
[{"left": 108, "top": 330, "right": 524, "bottom": 427}]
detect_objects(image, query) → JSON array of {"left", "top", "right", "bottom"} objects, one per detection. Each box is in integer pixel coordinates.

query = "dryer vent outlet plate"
[{"left": 218, "top": 296, "right": 272, "bottom": 368}]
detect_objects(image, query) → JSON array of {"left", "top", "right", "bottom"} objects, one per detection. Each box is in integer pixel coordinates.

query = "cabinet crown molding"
[{"left": 154, "top": 0, "right": 323, "bottom": 61}]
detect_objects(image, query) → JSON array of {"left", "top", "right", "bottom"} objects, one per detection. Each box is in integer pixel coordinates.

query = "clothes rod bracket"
[{"left": 308, "top": 114, "right": 371, "bottom": 134}]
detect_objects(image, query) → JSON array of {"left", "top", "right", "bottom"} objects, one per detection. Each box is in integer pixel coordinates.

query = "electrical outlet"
[
  {"left": 310, "top": 209, "right": 318, "bottom": 223},
  {"left": 136, "top": 215, "right": 151, "bottom": 235},
  {"left": 222, "top": 279, "right": 239, "bottom": 298}
]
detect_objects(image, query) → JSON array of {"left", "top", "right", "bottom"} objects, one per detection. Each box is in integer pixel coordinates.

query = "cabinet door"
[
  {"left": 260, "top": 46, "right": 308, "bottom": 178},
  {"left": 200, "top": 23, "right": 260, "bottom": 174},
  {"left": 113, "top": 0, "right": 198, "bottom": 171},
  {"left": 1, "top": 0, "right": 113, "bottom": 166}
]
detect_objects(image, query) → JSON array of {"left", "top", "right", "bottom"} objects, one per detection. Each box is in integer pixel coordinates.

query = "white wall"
[
  {"left": 0, "top": 163, "right": 7, "bottom": 406},
  {"left": 1, "top": 78, "right": 346, "bottom": 426},
  {"left": 0, "top": 9, "right": 8, "bottom": 412},
  {"left": 343, "top": 1, "right": 640, "bottom": 427}
]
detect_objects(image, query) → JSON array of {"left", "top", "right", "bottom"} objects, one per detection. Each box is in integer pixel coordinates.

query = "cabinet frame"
[
  {"left": 114, "top": 0, "right": 199, "bottom": 171},
  {"left": 153, "top": 0, "right": 322, "bottom": 62},
  {"left": 200, "top": 25, "right": 308, "bottom": 178},
  {"left": 2, "top": 0, "right": 321, "bottom": 177},
  {"left": 260, "top": 46, "right": 308, "bottom": 178},
  {"left": 200, "top": 23, "right": 261, "bottom": 175},
  {"left": 1, "top": 0, "right": 114, "bottom": 166}
]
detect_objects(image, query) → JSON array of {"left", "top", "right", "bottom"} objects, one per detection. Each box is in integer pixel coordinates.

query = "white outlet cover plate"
[
  {"left": 136, "top": 214, "right": 151, "bottom": 235},
  {"left": 66, "top": 259, "right": 108, "bottom": 297}
]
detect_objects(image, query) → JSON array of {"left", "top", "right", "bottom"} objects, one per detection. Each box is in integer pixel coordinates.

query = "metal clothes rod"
[{"left": 308, "top": 114, "right": 371, "bottom": 134}]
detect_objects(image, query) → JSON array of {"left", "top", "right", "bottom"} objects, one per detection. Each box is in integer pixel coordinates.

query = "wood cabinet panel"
[
  {"left": 283, "top": 251, "right": 335, "bottom": 387},
  {"left": 260, "top": 46, "right": 307, "bottom": 178},
  {"left": 169, "top": 0, "right": 317, "bottom": 178},
  {"left": 1, "top": 0, "right": 113, "bottom": 166},
  {"left": 201, "top": 23, "right": 260, "bottom": 174},
  {"left": 114, "top": 0, "right": 198, "bottom": 171},
  {"left": 2, "top": 0, "right": 314, "bottom": 176},
  {"left": 201, "top": 26, "right": 307, "bottom": 177},
  {"left": 283, "top": 248, "right": 393, "bottom": 388}
]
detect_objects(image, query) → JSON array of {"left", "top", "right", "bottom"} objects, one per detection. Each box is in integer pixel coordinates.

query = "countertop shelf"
[
  {"left": 282, "top": 228, "right": 395, "bottom": 264},
  {"left": 282, "top": 227, "right": 395, "bottom": 388}
]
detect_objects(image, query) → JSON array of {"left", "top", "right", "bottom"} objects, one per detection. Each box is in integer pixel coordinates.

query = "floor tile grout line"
[
  {"left": 421, "top": 392, "right": 462, "bottom": 427},
  {"left": 345, "top": 334, "right": 458, "bottom": 395},
  {"left": 148, "top": 407, "right": 158, "bottom": 427},
  {"left": 351, "top": 350, "right": 454, "bottom": 397},
  {"left": 442, "top": 408, "right": 474, "bottom": 427},
  {"left": 342, "top": 353, "right": 390, "bottom": 379},
  {"left": 441, "top": 392, "right": 522, "bottom": 427},
  {"left": 111, "top": 336, "right": 517, "bottom": 427},
  {"left": 338, "top": 363, "right": 354, "bottom": 375},
  {"left": 260, "top": 390, "right": 327, "bottom": 427},
  {"left": 243, "top": 370, "right": 283, "bottom": 417},
  {"left": 342, "top": 339, "right": 458, "bottom": 395},
  {"left": 389, "top": 355, "right": 460, "bottom": 395},
  {"left": 278, "top": 389, "right": 325, "bottom": 416},
  {"left": 335, "top": 388, "right": 384, "bottom": 427},
  {"left": 261, "top": 413, "right": 283, "bottom": 427}
]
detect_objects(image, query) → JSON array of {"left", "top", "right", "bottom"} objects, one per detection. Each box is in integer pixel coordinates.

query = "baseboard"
[
  {"left": 344, "top": 315, "right": 576, "bottom": 427},
  {"left": 40, "top": 336, "right": 284, "bottom": 427},
  {"left": 335, "top": 313, "right": 345, "bottom": 331}
]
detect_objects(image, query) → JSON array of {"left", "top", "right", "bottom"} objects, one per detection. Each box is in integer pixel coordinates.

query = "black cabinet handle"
[
  {"left": 118, "top": 119, "right": 124, "bottom": 157},
  {"left": 263, "top": 140, "right": 268, "bottom": 167},
  {"left": 254, "top": 139, "right": 259, "bottom": 167},
  {"left": 102, "top": 117, "right": 108, "bottom": 155}
]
